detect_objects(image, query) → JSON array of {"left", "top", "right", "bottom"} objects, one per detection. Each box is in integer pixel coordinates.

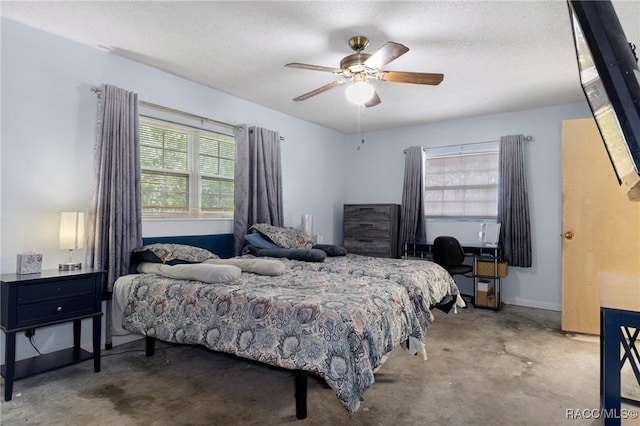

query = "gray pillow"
[
  {"left": 204, "top": 258, "right": 286, "bottom": 276},
  {"left": 137, "top": 262, "right": 241, "bottom": 283},
  {"left": 249, "top": 246, "right": 326, "bottom": 262}
]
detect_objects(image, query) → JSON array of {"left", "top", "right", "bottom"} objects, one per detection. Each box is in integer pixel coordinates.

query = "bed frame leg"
[
  {"left": 145, "top": 335, "right": 155, "bottom": 357},
  {"left": 295, "top": 370, "right": 307, "bottom": 420}
]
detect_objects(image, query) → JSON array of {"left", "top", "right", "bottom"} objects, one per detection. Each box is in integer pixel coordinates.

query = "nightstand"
[{"left": 0, "top": 268, "right": 104, "bottom": 401}]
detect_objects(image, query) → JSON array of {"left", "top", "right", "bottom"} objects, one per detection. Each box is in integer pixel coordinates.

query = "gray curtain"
[
  {"left": 86, "top": 84, "right": 142, "bottom": 346},
  {"left": 399, "top": 146, "right": 427, "bottom": 254},
  {"left": 497, "top": 134, "right": 532, "bottom": 267},
  {"left": 233, "top": 126, "right": 283, "bottom": 255}
]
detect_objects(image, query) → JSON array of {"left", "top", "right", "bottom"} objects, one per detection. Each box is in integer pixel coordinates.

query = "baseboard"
[{"left": 501, "top": 297, "right": 561, "bottom": 312}]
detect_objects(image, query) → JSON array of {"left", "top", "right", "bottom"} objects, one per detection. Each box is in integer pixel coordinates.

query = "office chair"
[{"left": 432, "top": 236, "right": 474, "bottom": 304}]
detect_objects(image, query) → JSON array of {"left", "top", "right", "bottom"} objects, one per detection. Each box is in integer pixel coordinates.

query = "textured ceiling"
[{"left": 2, "top": 1, "right": 639, "bottom": 134}]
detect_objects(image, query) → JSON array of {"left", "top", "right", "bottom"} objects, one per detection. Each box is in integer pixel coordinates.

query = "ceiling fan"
[{"left": 285, "top": 35, "right": 444, "bottom": 107}]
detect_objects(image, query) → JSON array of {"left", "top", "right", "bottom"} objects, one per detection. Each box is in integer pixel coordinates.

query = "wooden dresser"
[{"left": 343, "top": 204, "right": 400, "bottom": 258}]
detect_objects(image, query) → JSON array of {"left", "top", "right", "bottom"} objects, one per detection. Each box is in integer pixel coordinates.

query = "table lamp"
[{"left": 59, "top": 211, "right": 84, "bottom": 270}]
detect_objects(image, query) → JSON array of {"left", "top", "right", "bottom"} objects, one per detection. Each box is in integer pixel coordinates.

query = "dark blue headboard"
[{"left": 141, "top": 233, "right": 235, "bottom": 259}]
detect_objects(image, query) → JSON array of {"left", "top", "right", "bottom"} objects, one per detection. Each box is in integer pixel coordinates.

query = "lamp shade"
[
  {"left": 59, "top": 212, "right": 85, "bottom": 250},
  {"left": 345, "top": 81, "right": 375, "bottom": 104}
]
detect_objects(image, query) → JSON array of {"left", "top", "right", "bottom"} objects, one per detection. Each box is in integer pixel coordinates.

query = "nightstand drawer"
[
  {"left": 16, "top": 295, "right": 96, "bottom": 327},
  {"left": 17, "top": 278, "right": 95, "bottom": 304}
]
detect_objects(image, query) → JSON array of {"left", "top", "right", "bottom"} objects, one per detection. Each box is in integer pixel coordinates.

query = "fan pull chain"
[{"left": 357, "top": 104, "right": 365, "bottom": 150}]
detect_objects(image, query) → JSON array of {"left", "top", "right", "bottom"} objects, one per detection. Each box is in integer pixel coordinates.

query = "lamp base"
[{"left": 59, "top": 262, "right": 82, "bottom": 271}]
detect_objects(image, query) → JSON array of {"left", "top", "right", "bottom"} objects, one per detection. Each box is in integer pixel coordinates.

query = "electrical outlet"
[{"left": 25, "top": 328, "right": 35, "bottom": 338}]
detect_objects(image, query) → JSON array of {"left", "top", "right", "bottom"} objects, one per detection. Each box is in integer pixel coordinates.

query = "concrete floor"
[{"left": 1, "top": 305, "right": 639, "bottom": 426}]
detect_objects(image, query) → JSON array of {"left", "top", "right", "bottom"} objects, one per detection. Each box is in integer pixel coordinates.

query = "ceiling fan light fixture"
[{"left": 345, "top": 80, "right": 375, "bottom": 105}]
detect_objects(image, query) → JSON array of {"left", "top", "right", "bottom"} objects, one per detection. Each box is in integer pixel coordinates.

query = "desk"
[
  {"left": 403, "top": 240, "right": 499, "bottom": 260},
  {"left": 403, "top": 241, "right": 504, "bottom": 310},
  {"left": 599, "top": 273, "right": 640, "bottom": 425},
  {"left": 600, "top": 307, "right": 640, "bottom": 425}
]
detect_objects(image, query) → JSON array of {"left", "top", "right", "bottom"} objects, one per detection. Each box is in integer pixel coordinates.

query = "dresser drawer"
[
  {"left": 16, "top": 295, "right": 97, "bottom": 327},
  {"left": 17, "top": 277, "right": 95, "bottom": 304},
  {"left": 344, "top": 238, "right": 394, "bottom": 257},
  {"left": 344, "top": 204, "right": 395, "bottom": 222},
  {"left": 343, "top": 221, "right": 392, "bottom": 239}
]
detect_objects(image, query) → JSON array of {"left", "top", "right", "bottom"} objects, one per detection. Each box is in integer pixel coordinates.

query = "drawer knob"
[{"left": 56, "top": 306, "right": 63, "bottom": 312}]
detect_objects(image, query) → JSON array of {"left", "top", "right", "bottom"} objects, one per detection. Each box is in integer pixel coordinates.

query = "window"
[
  {"left": 424, "top": 148, "right": 499, "bottom": 219},
  {"left": 139, "top": 116, "right": 235, "bottom": 219}
]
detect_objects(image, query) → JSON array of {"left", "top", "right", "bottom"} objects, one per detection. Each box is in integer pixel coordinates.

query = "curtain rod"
[
  {"left": 403, "top": 135, "right": 533, "bottom": 154},
  {"left": 91, "top": 86, "right": 241, "bottom": 132}
]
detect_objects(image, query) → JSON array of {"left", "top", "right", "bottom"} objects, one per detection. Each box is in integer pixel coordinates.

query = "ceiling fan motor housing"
[{"left": 340, "top": 53, "right": 372, "bottom": 73}]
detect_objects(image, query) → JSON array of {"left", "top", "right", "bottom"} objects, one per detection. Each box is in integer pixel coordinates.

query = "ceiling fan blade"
[
  {"left": 292, "top": 80, "right": 345, "bottom": 101},
  {"left": 365, "top": 90, "right": 381, "bottom": 108},
  {"left": 380, "top": 71, "right": 444, "bottom": 85},
  {"left": 285, "top": 63, "right": 343, "bottom": 74},
  {"left": 364, "top": 42, "right": 409, "bottom": 69}
]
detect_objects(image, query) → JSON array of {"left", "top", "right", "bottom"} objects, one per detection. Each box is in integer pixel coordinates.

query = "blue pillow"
[
  {"left": 245, "top": 232, "right": 279, "bottom": 249},
  {"left": 313, "top": 244, "right": 347, "bottom": 257},
  {"left": 249, "top": 246, "right": 327, "bottom": 262}
]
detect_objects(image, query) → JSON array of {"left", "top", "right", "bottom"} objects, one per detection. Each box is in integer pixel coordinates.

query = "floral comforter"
[
  {"left": 117, "top": 269, "right": 425, "bottom": 415},
  {"left": 242, "top": 253, "right": 465, "bottom": 333}
]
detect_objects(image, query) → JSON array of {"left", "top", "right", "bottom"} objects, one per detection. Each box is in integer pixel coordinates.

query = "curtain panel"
[
  {"left": 86, "top": 84, "right": 142, "bottom": 346},
  {"left": 497, "top": 134, "right": 532, "bottom": 267},
  {"left": 233, "top": 126, "right": 283, "bottom": 255},
  {"left": 399, "top": 146, "right": 427, "bottom": 254}
]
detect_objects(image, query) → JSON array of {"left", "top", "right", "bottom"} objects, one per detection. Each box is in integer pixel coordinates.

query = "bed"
[{"left": 110, "top": 232, "right": 461, "bottom": 418}]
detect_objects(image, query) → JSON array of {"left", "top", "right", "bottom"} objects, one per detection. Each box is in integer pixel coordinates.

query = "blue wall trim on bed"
[{"left": 142, "top": 233, "right": 234, "bottom": 259}]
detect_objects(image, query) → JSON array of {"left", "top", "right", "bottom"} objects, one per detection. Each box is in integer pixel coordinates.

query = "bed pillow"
[
  {"left": 137, "top": 262, "right": 241, "bottom": 283},
  {"left": 312, "top": 244, "right": 347, "bottom": 257},
  {"left": 244, "top": 232, "right": 279, "bottom": 249},
  {"left": 204, "top": 258, "right": 286, "bottom": 276},
  {"left": 130, "top": 248, "right": 165, "bottom": 267},
  {"left": 249, "top": 245, "right": 326, "bottom": 262},
  {"left": 249, "top": 223, "right": 314, "bottom": 249},
  {"left": 132, "top": 243, "right": 220, "bottom": 265}
]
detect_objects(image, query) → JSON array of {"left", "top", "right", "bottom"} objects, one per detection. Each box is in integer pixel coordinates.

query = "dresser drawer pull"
[
  {"left": 57, "top": 306, "right": 63, "bottom": 312},
  {"left": 358, "top": 207, "right": 374, "bottom": 211},
  {"left": 359, "top": 239, "right": 374, "bottom": 243}
]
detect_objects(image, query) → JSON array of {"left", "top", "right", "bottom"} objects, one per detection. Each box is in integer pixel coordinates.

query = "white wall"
[
  {"left": 341, "top": 103, "right": 592, "bottom": 309},
  {"left": 0, "top": 18, "right": 346, "bottom": 362}
]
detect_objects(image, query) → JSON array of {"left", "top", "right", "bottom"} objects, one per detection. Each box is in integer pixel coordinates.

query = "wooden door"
[{"left": 561, "top": 118, "right": 640, "bottom": 334}]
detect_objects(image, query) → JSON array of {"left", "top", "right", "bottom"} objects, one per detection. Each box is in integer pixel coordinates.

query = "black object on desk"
[{"left": 1, "top": 268, "right": 104, "bottom": 401}]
